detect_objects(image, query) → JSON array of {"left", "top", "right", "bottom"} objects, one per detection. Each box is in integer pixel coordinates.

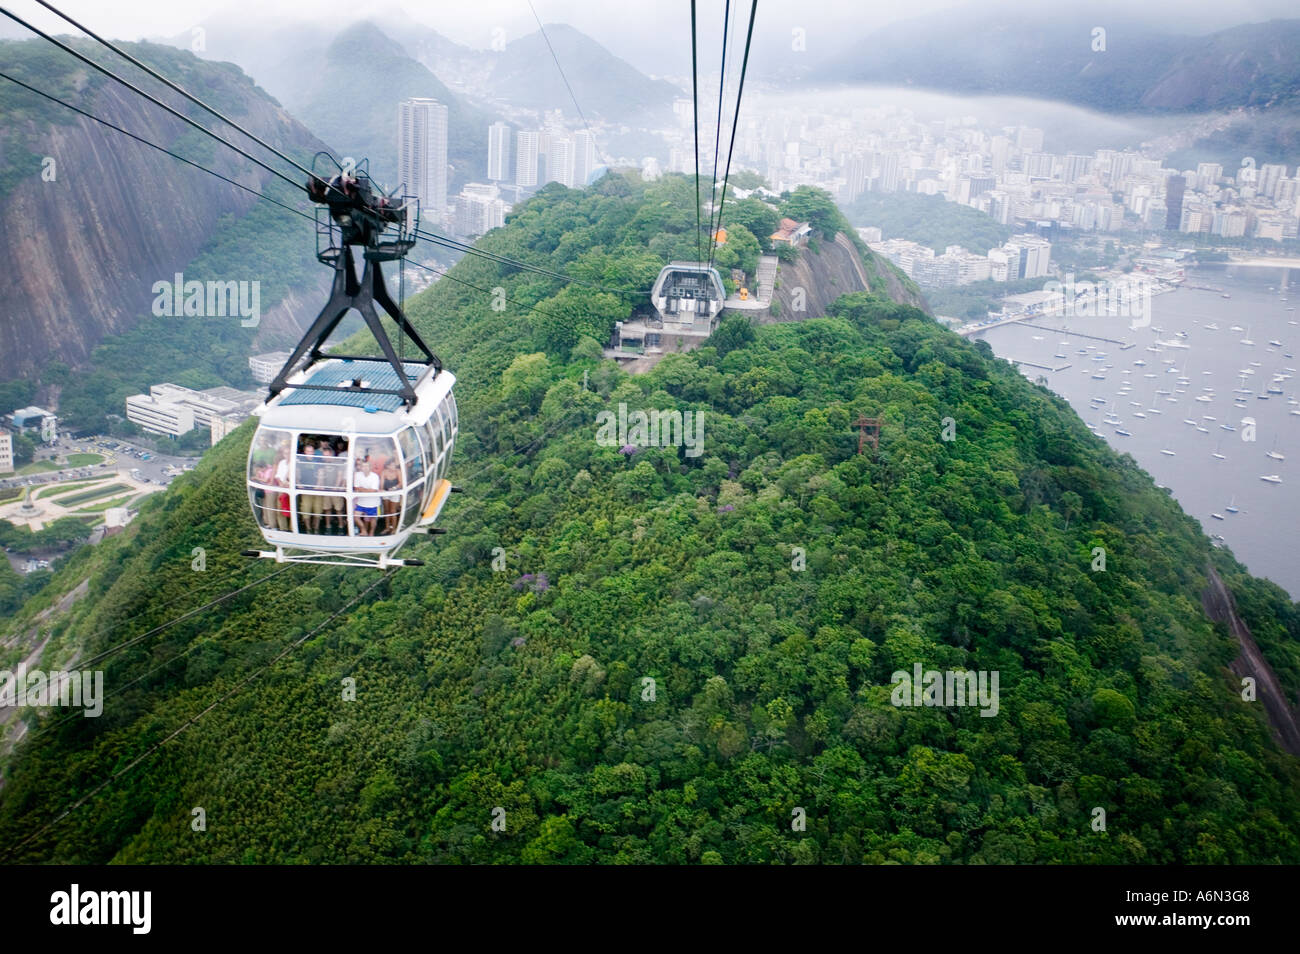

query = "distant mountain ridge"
[
  {"left": 815, "top": 14, "right": 1300, "bottom": 114},
  {"left": 291, "top": 21, "right": 492, "bottom": 191},
  {"left": 160, "top": 18, "right": 490, "bottom": 192},
  {"left": 166, "top": 15, "right": 680, "bottom": 183},
  {"left": 485, "top": 24, "right": 681, "bottom": 124}
]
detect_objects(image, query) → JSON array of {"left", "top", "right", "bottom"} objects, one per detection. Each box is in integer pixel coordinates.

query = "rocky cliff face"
[
  {"left": 766, "top": 232, "right": 924, "bottom": 323},
  {"left": 0, "top": 47, "right": 329, "bottom": 378}
]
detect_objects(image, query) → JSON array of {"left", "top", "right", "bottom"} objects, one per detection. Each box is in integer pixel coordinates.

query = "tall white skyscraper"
[
  {"left": 398, "top": 98, "right": 449, "bottom": 217},
  {"left": 547, "top": 137, "right": 575, "bottom": 187},
  {"left": 573, "top": 130, "right": 597, "bottom": 187},
  {"left": 878, "top": 153, "right": 901, "bottom": 192},
  {"left": 515, "top": 131, "right": 539, "bottom": 187},
  {"left": 487, "top": 122, "right": 510, "bottom": 181}
]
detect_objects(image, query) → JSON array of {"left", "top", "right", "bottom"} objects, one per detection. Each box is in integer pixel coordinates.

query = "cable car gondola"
[
  {"left": 243, "top": 156, "right": 457, "bottom": 568},
  {"left": 651, "top": 261, "right": 726, "bottom": 323}
]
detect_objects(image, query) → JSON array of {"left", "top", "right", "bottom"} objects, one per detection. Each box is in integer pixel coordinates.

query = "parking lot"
[{"left": 1, "top": 434, "right": 200, "bottom": 493}]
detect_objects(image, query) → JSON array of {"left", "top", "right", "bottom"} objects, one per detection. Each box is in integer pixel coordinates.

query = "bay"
[{"left": 974, "top": 264, "right": 1299, "bottom": 598}]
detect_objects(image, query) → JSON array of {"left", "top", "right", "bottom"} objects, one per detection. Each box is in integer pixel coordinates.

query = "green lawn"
[
  {"left": 0, "top": 486, "right": 21, "bottom": 504},
  {"left": 74, "top": 493, "right": 137, "bottom": 513},
  {"left": 53, "top": 483, "right": 130, "bottom": 507},
  {"left": 64, "top": 453, "right": 104, "bottom": 466},
  {"left": 37, "top": 478, "right": 110, "bottom": 499},
  {"left": 14, "top": 460, "right": 59, "bottom": 476}
]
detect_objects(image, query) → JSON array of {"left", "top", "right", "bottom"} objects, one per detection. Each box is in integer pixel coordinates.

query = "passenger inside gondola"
[
  {"left": 290, "top": 433, "right": 350, "bottom": 535},
  {"left": 353, "top": 458, "right": 381, "bottom": 535},
  {"left": 350, "top": 437, "right": 400, "bottom": 535},
  {"left": 248, "top": 429, "right": 293, "bottom": 530},
  {"left": 381, "top": 458, "right": 403, "bottom": 534},
  {"left": 320, "top": 443, "right": 347, "bottom": 534},
  {"left": 252, "top": 457, "right": 275, "bottom": 528}
]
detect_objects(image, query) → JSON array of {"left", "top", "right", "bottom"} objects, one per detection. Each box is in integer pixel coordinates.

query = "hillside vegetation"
[
  {"left": 2, "top": 174, "right": 1298, "bottom": 864},
  {"left": 844, "top": 192, "right": 1014, "bottom": 256}
]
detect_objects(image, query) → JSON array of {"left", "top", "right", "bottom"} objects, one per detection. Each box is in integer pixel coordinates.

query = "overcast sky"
[{"left": 5, "top": 0, "right": 1300, "bottom": 77}]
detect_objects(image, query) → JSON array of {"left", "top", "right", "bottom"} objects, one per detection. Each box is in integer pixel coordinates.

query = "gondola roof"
[{"left": 277, "top": 359, "right": 433, "bottom": 412}]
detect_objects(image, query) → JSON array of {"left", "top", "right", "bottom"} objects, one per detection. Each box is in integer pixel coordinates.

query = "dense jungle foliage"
[{"left": 2, "top": 174, "right": 1297, "bottom": 864}]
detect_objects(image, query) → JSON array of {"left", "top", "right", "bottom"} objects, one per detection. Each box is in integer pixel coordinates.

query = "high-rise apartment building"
[
  {"left": 547, "top": 136, "right": 575, "bottom": 187},
  {"left": 1024, "top": 153, "right": 1055, "bottom": 178},
  {"left": 515, "top": 131, "right": 540, "bottom": 187},
  {"left": 398, "top": 98, "right": 448, "bottom": 216},
  {"left": 1165, "top": 173, "right": 1186, "bottom": 230},
  {"left": 487, "top": 122, "right": 510, "bottom": 181},
  {"left": 878, "top": 153, "right": 901, "bottom": 192},
  {"left": 573, "top": 130, "right": 597, "bottom": 187},
  {"left": 1195, "top": 162, "right": 1223, "bottom": 191},
  {"left": 1062, "top": 155, "right": 1093, "bottom": 183},
  {"left": 1258, "top": 163, "right": 1288, "bottom": 199}
]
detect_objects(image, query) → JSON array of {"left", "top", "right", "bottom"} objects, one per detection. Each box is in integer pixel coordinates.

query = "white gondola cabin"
[
  {"left": 243, "top": 154, "right": 458, "bottom": 567},
  {"left": 246, "top": 359, "right": 457, "bottom": 567},
  {"left": 651, "top": 261, "right": 726, "bottom": 322}
]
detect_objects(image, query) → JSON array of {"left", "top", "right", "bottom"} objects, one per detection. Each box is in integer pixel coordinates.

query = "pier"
[
  {"left": 1018, "top": 321, "right": 1135, "bottom": 349},
  {"left": 1007, "top": 359, "right": 1072, "bottom": 371},
  {"left": 1225, "top": 256, "right": 1300, "bottom": 269}
]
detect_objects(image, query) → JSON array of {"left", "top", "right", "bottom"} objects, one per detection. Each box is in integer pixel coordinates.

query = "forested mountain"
[
  {"left": 843, "top": 193, "right": 1013, "bottom": 256},
  {"left": 0, "top": 37, "right": 329, "bottom": 381},
  {"left": 2, "top": 174, "right": 1298, "bottom": 864}
]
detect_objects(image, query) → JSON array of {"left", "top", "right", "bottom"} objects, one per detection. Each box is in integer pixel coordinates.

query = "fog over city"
[{"left": 7, "top": 0, "right": 1300, "bottom": 73}]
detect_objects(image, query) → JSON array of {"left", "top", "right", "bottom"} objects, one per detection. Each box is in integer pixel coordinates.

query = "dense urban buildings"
[
  {"left": 870, "top": 233, "right": 1052, "bottom": 287},
  {"left": 675, "top": 98, "right": 1300, "bottom": 260},
  {"left": 452, "top": 182, "right": 511, "bottom": 238}
]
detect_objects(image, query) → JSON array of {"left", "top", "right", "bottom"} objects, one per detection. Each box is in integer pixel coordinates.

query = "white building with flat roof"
[
  {"left": 126, "top": 391, "right": 196, "bottom": 436},
  {"left": 126, "top": 384, "right": 261, "bottom": 440},
  {"left": 249, "top": 352, "right": 290, "bottom": 385},
  {"left": 0, "top": 430, "right": 12, "bottom": 474},
  {"left": 209, "top": 414, "right": 243, "bottom": 446}
]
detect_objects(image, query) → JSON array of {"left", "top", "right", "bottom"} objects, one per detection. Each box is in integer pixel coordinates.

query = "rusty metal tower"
[{"left": 853, "top": 414, "right": 882, "bottom": 456}]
